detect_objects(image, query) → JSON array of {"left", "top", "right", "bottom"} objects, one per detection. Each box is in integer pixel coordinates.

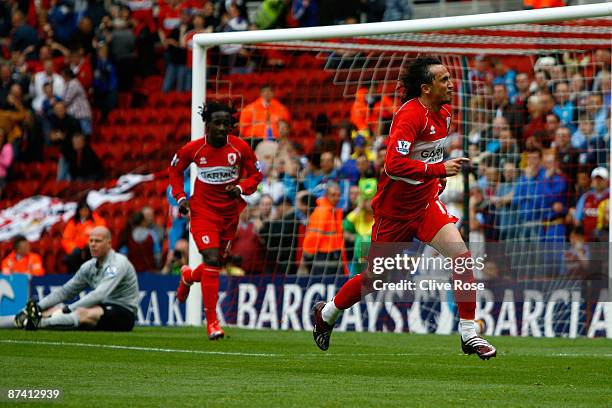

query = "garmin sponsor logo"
[
  {"left": 198, "top": 166, "right": 239, "bottom": 184},
  {"left": 420, "top": 146, "right": 445, "bottom": 161}
]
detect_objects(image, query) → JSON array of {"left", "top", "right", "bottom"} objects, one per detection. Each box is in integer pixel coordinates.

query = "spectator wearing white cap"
[{"left": 573, "top": 167, "right": 609, "bottom": 241}]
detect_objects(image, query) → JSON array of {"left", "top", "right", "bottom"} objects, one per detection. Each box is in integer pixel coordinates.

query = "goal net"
[{"left": 190, "top": 6, "right": 612, "bottom": 337}]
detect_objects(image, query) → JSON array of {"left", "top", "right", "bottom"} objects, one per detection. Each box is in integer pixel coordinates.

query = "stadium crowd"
[{"left": 0, "top": 0, "right": 609, "bottom": 277}]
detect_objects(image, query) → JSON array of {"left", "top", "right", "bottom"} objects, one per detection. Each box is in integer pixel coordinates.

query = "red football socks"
[
  {"left": 334, "top": 273, "right": 365, "bottom": 310},
  {"left": 201, "top": 265, "right": 221, "bottom": 324},
  {"left": 182, "top": 264, "right": 205, "bottom": 284},
  {"left": 453, "top": 251, "right": 476, "bottom": 320}
]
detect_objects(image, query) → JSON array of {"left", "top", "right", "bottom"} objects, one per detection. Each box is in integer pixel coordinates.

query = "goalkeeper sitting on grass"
[{"left": 0, "top": 226, "right": 139, "bottom": 331}]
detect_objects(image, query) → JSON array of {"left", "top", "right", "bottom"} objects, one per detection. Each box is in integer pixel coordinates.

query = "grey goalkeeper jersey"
[{"left": 38, "top": 250, "right": 139, "bottom": 315}]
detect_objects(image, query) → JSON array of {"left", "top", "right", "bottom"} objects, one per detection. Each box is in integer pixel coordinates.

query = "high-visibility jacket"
[
  {"left": 239, "top": 97, "right": 290, "bottom": 139},
  {"left": 61, "top": 212, "right": 106, "bottom": 255},
  {"left": 303, "top": 196, "right": 344, "bottom": 254},
  {"left": 524, "top": 0, "right": 564, "bottom": 8},
  {"left": 350, "top": 87, "right": 394, "bottom": 132},
  {"left": 1, "top": 251, "right": 45, "bottom": 276}
]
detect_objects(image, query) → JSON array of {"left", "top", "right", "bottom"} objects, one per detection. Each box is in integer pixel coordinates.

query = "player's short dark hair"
[
  {"left": 13, "top": 235, "right": 27, "bottom": 250},
  {"left": 399, "top": 56, "right": 443, "bottom": 103},
  {"left": 198, "top": 101, "right": 236, "bottom": 123},
  {"left": 260, "top": 83, "right": 272, "bottom": 90}
]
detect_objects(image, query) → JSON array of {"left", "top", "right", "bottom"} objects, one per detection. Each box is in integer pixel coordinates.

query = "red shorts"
[
  {"left": 190, "top": 215, "right": 239, "bottom": 253},
  {"left": 371, "top": 199, "right": 458, "bottom": 243}
]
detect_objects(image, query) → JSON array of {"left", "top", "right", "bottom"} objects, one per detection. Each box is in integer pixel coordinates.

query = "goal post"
[{"left": 185, "top": 3, "right": 612, "bottom": 333}]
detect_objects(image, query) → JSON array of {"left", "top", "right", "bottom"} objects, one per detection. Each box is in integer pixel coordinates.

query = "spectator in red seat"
[
  {"left": 48, "top": 0, "right": 78, "bottom": 46},
  {"left": 218, "top": 4, "right": 250, "bottom": 75},
  {"left": 62, "top": 199, "right": 107, "bottom": 273},
  {"left": 92, "top": 43, "right": 118, "bottom": 123},
  {"left": 161, "top": 8, "right": 190, "bottom": 93},
  {"left": 230, "top": 207, "right": 266, "bottom": 274},
  {"left": 0, "top": 64, "right": 13, "bottom": 104},
  {"left": 131, "top": 6, "right": 158, "bottom": 78},
  {"left": 73, "top": 18, "right": 95, "bottom": 57},
  {"left": 569, "top": 72, "right": 589, "bottom": 111},
  {"left": 98, "top": 6, "right": 136, "bottom": 92},
  {"left": 530, "top": 69, "right": 552, "bottom": 94},
  {"left": 1, "top": 235, "right": 45, "bottom": 276},
  {"left": 68, "top": 48, "right": 93, "bottom": 89},
  {"left": 41, "top": 81, "right": 61, "bottom": 118},
  {"left": 61, "top": 67, "right": 92, "bottom": 136},
  {"left": 60, "top": 131, "right": 103, "bottom": 182},
  {"left": 301, "top": 182, "right": 346, "bottom": 275},
  {"left": 158, "top": 0, "right": 183, "bottom": 46},
  {"left": 574, "top": 167, "right": 609, "bottom": 242},
  {"left": 9, "top": 10, "right": 39, "bottom": 55},
  {"left": 0, "top": 128, "right": 14, "bottom": 198},
  {"left": 38, "top": 22, "right": 70, "bottom": 63},
  {"left": 239, "top": 84, "right": 290, "bottom": 146},
  {"left": 522, "top": 94, "right": 547, "bottom": 150},
  {"left": 48, "top": 101, "right": 80, "bottom": 158},
  {"left": 552, "top": 126, "right": 579, "bottom": 182},
  {"left": 31, "top": 59, "right": 65, "bottom": 114},
  {"left": 161, "top": 238, "right": 189, "bottom": 276},
  {"left": 350, "top": 82, "right": 394, "bottom": 137},
  {"left": 0, "top": 84, "right": 30, "bottom": 152},
  {"left": 121, "top": 211, "right": 158, "bottom": 273}
]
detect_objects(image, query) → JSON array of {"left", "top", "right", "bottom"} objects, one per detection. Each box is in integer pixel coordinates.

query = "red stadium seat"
[
  {"left": 98, "top": 126, "right": 117, "bottom": 143},
  {"left": 43, "top": 251, "right": 56, "bottom": 274},
  {"left": 143, "top": 108, "right": 160, "bottom": 125},
  {"left": 107, "top": 110, "right": 128, "bottom": 125},
  {"left": 175, "top": 123, "right": 191, "bottom": 140},
  {"left": 148, "top": 92, "right": 166, "bottom": 109}
]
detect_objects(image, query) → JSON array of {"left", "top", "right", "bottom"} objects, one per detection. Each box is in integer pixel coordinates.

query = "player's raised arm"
[
  {"left": 168, "top": 142, "right": 196, "bottom": 212},
  {"left": 384, "top": 112, "right": 447, "bottom": 181},
  {"left": 236, "top": 141, "right": 263, "bottom": 195}
]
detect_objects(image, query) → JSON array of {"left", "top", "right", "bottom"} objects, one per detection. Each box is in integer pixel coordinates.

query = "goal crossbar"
[{"left": 193, "top": 3, "right": 612, "bottom": 47}]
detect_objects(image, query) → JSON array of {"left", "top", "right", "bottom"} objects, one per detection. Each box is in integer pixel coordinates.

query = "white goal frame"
[{"left": 185, "top": 3, "right": 612, "bottom": 325}]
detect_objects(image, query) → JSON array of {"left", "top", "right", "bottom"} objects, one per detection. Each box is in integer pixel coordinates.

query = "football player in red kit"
[
  {"left": 312, "top": 57, "right": 497, "bottom": 359},
  {"left": 169, "top": 102, "right": 263, "bottom": 340}
]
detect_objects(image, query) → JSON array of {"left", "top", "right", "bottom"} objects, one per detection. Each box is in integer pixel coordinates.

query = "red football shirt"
[
  {"left": 158, "top": 1, "right": 182, "bottom": 37},
  {"left": 168, "top": 135, "right": 263, "bottom": 219},
  {"left": 372, "top": 98, "right": 451, "bottom": 220}
]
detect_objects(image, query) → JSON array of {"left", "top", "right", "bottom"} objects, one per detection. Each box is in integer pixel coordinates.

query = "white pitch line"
[
  {"left": 551, "top": 353, "right": 612, "bottom": 358},
  {"left": 0, "top": 339, "right": 421, "bottom": 358},
  {"left": 4, "top": 339, "right": 609, "bottom": 359},
  {"left": 0, "top": 339, "right": 281, "bottom": 357}
]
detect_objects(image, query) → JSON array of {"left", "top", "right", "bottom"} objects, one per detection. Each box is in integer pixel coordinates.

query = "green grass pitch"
[{"left": 1, "top": 327, "right": 611, "bottom": 407}]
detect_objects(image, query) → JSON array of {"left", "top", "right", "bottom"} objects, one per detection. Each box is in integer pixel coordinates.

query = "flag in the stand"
[
  {"left": 0, "top": 196, "right": 76, "bottom": 242},
  {"left": 0, "top": 173, "right": 159, "bottom": 242},
  {"left": 87, "top": 173, "right": 155, "bottom": 209}
]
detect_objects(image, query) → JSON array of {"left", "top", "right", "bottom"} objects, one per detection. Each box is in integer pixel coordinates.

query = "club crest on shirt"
[
  {"left": 396, "top": 140, "right": 411, "bottom": 155},
  {"left": 199, "top": 157, "right": 207, "bottom": 165},
  {"left": 228, "top": 153, "right": 237, "bottom": 165},
  {"left": 104, "top": 266, "right": 117, "bottom": 278}
]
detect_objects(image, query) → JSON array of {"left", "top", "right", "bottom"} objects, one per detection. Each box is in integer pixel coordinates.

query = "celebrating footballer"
[{"left": 312, "top": 57, "right": 497, "bottom": 360}]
